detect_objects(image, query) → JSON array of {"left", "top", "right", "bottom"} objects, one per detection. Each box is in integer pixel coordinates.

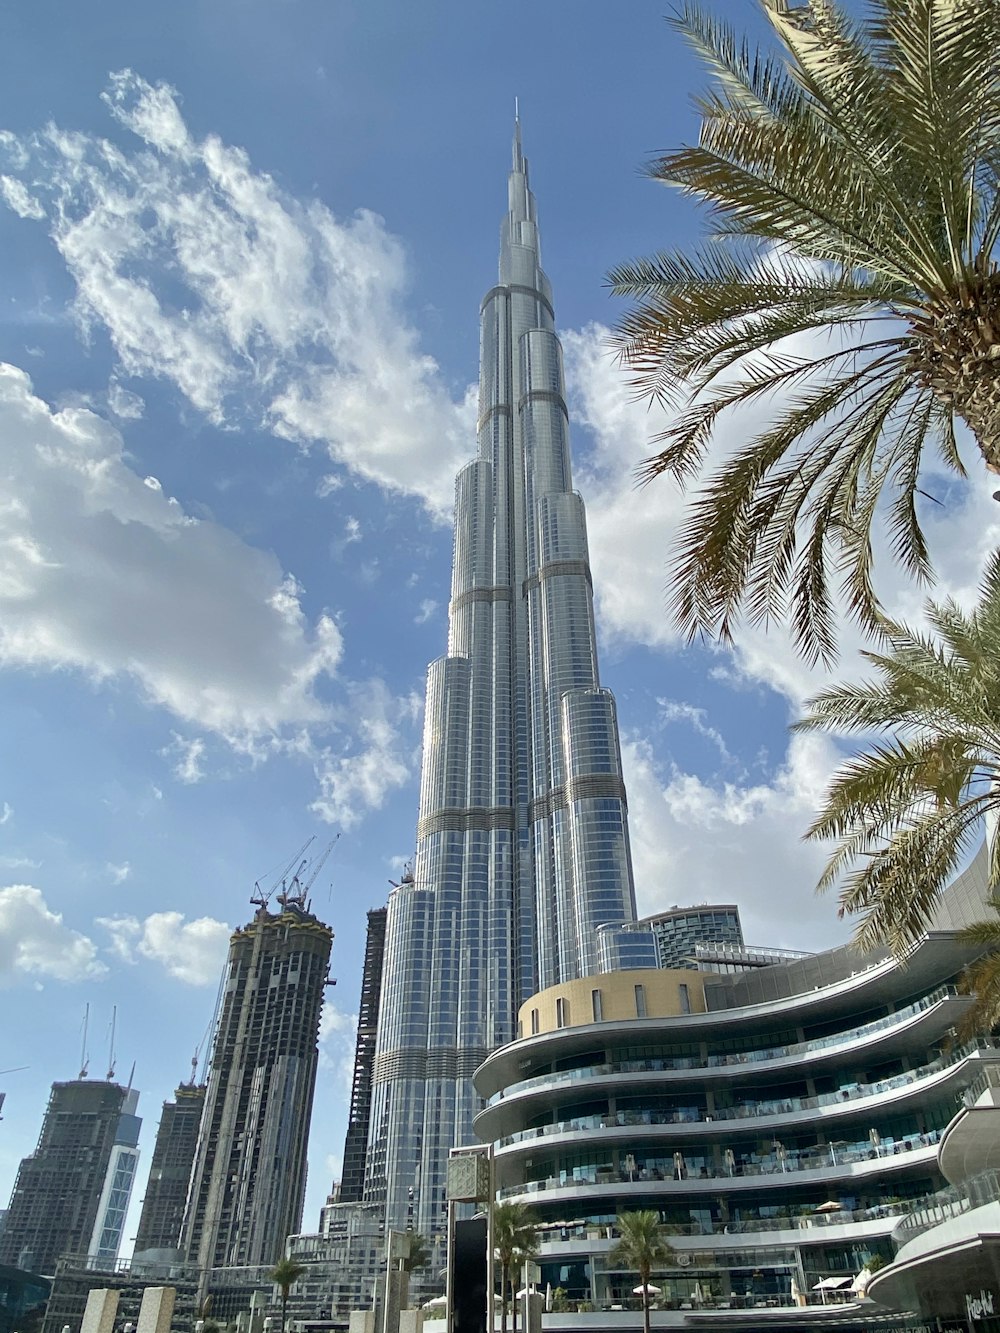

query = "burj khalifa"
[{"left": 365, "top": 120, "right": 644, "bottom": 1245}]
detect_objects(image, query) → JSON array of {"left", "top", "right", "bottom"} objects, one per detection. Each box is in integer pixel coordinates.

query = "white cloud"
[
  {"left": 0, "top": 175, "right": 44, "bottom": 220},
  {"left": 0, "top": 802, "right": 11, "bottom": 825},
  {"left": 414, "top": 598, "right": 437, "bottom": 625},
  {"left": 563, "top": 323, "right": 1000, "bottom": 708},
  {"left": 107, "top": 378, "right": 144, "bottom": 420},
  {"left": 97, "top": 910, "right": 231, "bottom": 985},
  {"left": 318, "top": 1000, "right": 357, "bottom": 1100},
  {"left": 0, "top": 884, "right": 106, "bottom": 984},
  {"left": 163, "top": 733, "right": 207, "bottom": 784},
  {"left": 0, "top": 364, "right": 342, "bottom": 747},
  {"left": 623, "top": 729, "right": 848, "bottom": 951},
  {"left": 310, "top": 680, "right": 417, "bottom": 828},
  {"left": 0, "top": 71, "right": 476, "bottom": 517},
  {"left": 655, "top": 699, "right": 733, "bottom": 766},
  {"left": 106, "top": 860, "right": 131, "bottom": 885}
]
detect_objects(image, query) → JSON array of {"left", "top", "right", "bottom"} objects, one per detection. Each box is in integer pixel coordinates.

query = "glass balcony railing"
[
  {"left": 960, "top": 1061, "right": 1000, "bottom": 1108},
  {"left": 893, "top": 1166, "right": 1000, "bottom": 1244},
  {"left": 489, "top": 986, "right": 960, "bottom": 1105},
  {"left": 496, "top": 1195, "right": 907, "bottom": 1237},
  {"left": 497, "top": 1126, "right": 943, "bottom": 1186},
  {"left": 496, "top": 1042, "right": 993, "bottom": 1146}
]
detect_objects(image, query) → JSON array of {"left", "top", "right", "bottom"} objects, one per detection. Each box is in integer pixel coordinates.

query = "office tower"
[
  {"left": 638, "top": 903, "right": 745, "bottom": 970},
  {"left": 88, "top": 1087, "right": 141, "bottom": 1263},
  {"left": 367, "top": 120, "right": 642, "bottom": 1245},
  {"left": 181, "top": 888, "right": 333, "bottom": 1271},
  {"left": 0, "top": 1079, "right": 131, "bottom": 1274},
  {"left": 133, "top": 1081, "right": 206, "bottom": 1258},
  {"left": 340, "top": 906, "right": 387, "bottom": 1203}
]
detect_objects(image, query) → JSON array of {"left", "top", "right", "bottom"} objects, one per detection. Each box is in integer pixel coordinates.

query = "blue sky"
[{"left": 0, "top": 0, "right": 997, "bottom": 1249}]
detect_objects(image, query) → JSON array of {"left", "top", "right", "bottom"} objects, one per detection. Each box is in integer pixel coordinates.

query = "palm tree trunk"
[
  {"left": 511, "top": 1276, "right": 518, "bottom": 1333},
  {"left": 500, "top": 1263, "right": 508, "bottom": 1333},
  {"left": 641, "top": 1265, "right": 651, "bottom": 1333},
  {"left": 280, "top": 1289, "right": 288, "bottom": 1333}
]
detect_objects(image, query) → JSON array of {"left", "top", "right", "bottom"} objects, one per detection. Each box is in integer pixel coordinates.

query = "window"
[
  {"left": 634, "top": 984, "right": 647, "bottom": 1018},
  {"left": 530, "top": 1008, "right": 539, "bottom": 1035},
  {"left": 556, "top": 997, "right": 569, "bottom": 1028},
  {"left": 591, "top": 989, "right": 603, "bottom": 1023},
  {"left": 678, "top": 983, "right": 691, "bottom": 1015}
]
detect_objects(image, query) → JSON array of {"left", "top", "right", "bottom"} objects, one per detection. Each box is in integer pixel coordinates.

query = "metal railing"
[
  {"left": 497, "top": 1199, "right": 906, "bottom": 1237},
  {"left": 961, "top": 1061, "right": 1000, "bottom": 1108},
  {"left": 496, "top": 1040, "right": 992, "bottom": 1144},
  {"left": 489, "top": 986, "right": 961, "bottom": 1104},
  {"left": 894, "top": 1166, "right": 1000, "bottom": 1244}
]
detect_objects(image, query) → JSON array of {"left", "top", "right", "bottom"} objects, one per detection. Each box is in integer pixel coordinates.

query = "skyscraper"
[
  {"left": 181, "top": 889, "right": 333, "bottom": 1271},
  {"left": 0, "top": 1079, "right": 134, "bottom": 1274},
  {"left": 366, "top": 120, "right": 644, "bottom": 1246},
  {"left": 133, "top": 1080, "right": 206, "bottom": 1258},
  {"left": 340, "top": 905, "right": 387, "bottom": 1204}
]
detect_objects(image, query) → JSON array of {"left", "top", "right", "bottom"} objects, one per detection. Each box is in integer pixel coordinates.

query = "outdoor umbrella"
[
  {"left": 545, "top": 1284, "right": 553, "bottom": 1312},
  {"left": 814, "top": 1200, "right": 844, "bottom": 1213},
  {"left": 850, "top": 1269, "right": 872, "bottom": 1296},
  {"left": 633, "top": 1284, "right": 661, "bottom": 1296}
]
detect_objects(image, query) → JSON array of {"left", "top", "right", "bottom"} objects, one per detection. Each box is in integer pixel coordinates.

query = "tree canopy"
[{"left": 611, "top": 0, "right": 1000, "bottom": 662}]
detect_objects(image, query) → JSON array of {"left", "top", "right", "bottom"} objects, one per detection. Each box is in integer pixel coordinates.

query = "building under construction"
[
  {"left": 0, "top": 1079, "right": 139, "bottom": 1275},
  {"left": 133, "top": 1080, "right": 207, "bottom": 1258},
  {"left": 181, "top": 860, "right": 334, "bottom": 1272},
  {"left": 339, "top": 905, "right": 387, "bottom": 1203}
]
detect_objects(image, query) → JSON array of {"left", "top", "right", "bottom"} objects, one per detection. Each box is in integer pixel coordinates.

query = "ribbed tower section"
[{"left": 367, "top": 121, "right": 639, "bottom": 1245}]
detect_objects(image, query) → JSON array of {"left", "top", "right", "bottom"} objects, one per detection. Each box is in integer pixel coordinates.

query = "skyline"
[{"left": 1, "top": 0, "right": 998, "bottom": 1253}]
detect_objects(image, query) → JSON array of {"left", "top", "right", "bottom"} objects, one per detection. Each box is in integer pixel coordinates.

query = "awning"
[{"left": 812, "top": 1277, "right": 853, "bottom": 1290}]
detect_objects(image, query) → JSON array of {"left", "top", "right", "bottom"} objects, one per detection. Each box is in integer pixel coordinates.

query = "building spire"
[{"left": 512, "top": 98, "right": 523, "bottom": 172}]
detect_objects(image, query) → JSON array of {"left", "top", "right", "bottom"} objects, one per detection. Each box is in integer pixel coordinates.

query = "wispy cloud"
[{"left": 0, "top": 70, "right": 476, "bottom": 517}]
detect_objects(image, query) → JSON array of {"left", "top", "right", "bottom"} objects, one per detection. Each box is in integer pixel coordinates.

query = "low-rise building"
[{"left": 472, "top": 845, "right": 996, "bottom": 1328}]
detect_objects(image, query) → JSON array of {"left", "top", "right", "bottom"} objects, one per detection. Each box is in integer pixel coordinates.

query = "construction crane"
[
  {"left": 250, "top": 835, "right": 316, "bottom": 910},
  {"left": 282, "top": 835, "right": 340, "bottom": 909}
]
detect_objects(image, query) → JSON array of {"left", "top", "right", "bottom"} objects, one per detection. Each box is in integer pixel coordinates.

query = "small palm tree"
[
  {"left": 402, "top": 1231, "right": 430, "bottom": 1275},
  {"left": 610, "top": 0, "right": 1000, "bottom": 662},
  {"left": 491, "top": 1202, "right": 539, "bottom": 1333},
  {"left": 269, "top": 1257, "right": 307, "bottom": 1333},
  {"left": 611, "top": 1211, "right": 675, "bottom": 1333},
  {"left": 796, "top": 550, "right": 1000, "bottom": 953}
]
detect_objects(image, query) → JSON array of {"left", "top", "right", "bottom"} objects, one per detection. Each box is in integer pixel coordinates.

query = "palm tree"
[
  {"left": 610, "top": 0, "right": 1000, "bottom": 662},
  {"left": 611, "top": 1211, "right": 675, "bottom": 1333},
  {"left": 491, "top": 1202, "right": 539, "bottom": 1333},
  {"left": 402, "top": 1230, "right": 430, "bottom": 1275},
  {"left": 795, "top": 550, "right": 1000, "bottom": 953},
  {"left": 956, "top": 900, "right": 1000, "bottom": 1039},
  {"left": 269, "top": 1257, "right": 307, "bottom": 1333}
]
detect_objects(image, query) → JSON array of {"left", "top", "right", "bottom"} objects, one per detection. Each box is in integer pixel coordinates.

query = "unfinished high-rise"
[
  {"left": 133, "top": 1080, "right": 206, "bottom": 1258},
  {"left": 0, "top": 1079, "right": 139, "bottom": 1274},
  {"left": 339, "top": 905, "right": 387, "bottom": 1204},
  {"left": 181, "top": 891, "right": 333, "bottom": 1270}
]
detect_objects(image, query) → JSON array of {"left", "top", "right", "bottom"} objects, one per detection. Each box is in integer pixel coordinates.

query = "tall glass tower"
[{"left": 366, "top": 120, "right": 643, "bottom": 1246}]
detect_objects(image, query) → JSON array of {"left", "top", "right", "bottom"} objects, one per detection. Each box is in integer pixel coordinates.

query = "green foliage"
[
  {"left": 269, "top": 1257, "right": 307, "bottom": 1333},
  {"left": 611, "top": 0, "right": 1000, "bottom": 662},
  {"left": 610, "top": 1212, "right": 676, "bottom": 1333},
  {"left": 865, "top": 1254, "right": 888, "bottom": 1274},
  {"left": 491, "top": 1202, "right": 540, "bottom": 1333},
  {"left": 550, "top": 1288, "right": 570, "bottom": 1312},
  {"left": 402, "top": 1232, "right": 430, "bottom": 1274},
  {"left": 957, "top": 899, "right": 1000, "bottom": 1039},
  {"left": 797, "top": 549, "right": 1000, "bottom": 952}
]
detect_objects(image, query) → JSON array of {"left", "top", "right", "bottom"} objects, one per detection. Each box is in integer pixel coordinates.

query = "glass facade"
[{"left": 366, "top": 121, "right": 639, "bottom": 1251}]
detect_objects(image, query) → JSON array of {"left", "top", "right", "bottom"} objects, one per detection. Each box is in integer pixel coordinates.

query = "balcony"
[
  {"left": 484, "top": 986, "right": 964, "bottom": 1112},
  {"left": 491, "top": 1043, "right": 996, "bottom": 1151}
]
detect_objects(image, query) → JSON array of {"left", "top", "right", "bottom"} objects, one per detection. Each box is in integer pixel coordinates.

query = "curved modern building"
[
  {"left": 365, "top": 120, "right": 649, "bottom": 1251},
  {"left": 868, "top": 1056, "right": 1000, "bottom": 1327},
  {"left": 473, "top": 847, "right": 998, "bottom": 1326}
]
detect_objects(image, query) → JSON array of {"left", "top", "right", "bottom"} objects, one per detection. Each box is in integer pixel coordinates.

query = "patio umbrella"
[
  {"left": 692, "top": 1282, "right": 705, "bottom": 1305},
  {"left": 545, "top": 1284, "right": 553, "bottom": 1312},
  {"left": 814, "top": 1200, "right": 843, "bottom": 1212},
  {"left": 790, "top": 1276, "right": 806, "bottom": 1308},
  {"left": 633, "top": 1284, "right": 661, "bottom": 1296},
  {"left": 850, "top": 1269, "right": 872, "bottom": 1296}
]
